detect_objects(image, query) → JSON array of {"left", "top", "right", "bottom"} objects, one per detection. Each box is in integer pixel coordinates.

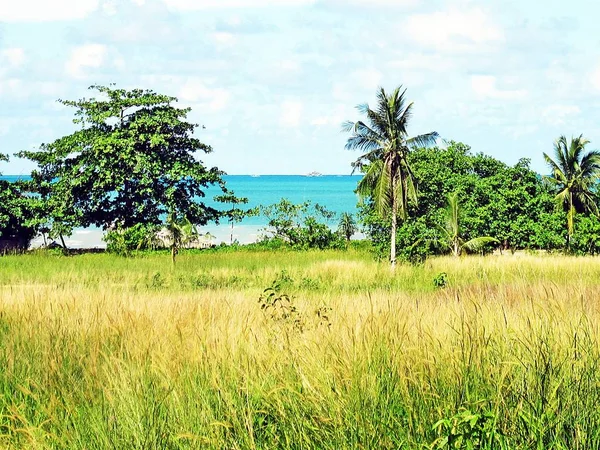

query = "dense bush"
[
  {"left": 0, "top": 161, "right": 38, "bottom": 252},
  {"left": 104, "top": 223, "right": 160, "bottom": 255},
  {"left": 261, "top": 199, "right": 344, "bottom": 250},
  {"left": 359, "top": 142, "right": 567, "bottom": 261}
]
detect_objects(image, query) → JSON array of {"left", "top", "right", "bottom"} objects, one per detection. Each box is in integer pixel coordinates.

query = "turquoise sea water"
[
  {"left": 1, "top": 175, "right": 363, "bottom": 246},
  {"left": 205, "top": 175, "right": 361, "bottom": 225}
]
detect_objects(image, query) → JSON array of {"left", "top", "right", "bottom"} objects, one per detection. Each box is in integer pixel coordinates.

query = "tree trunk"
[
  {"left": 42, "top": 232, "right": 47, "bottom": 248},
  {"left": 390, "top": 175, "right": 398, "bottom": 269},
  {"left": 390, "top": 211, "right": 397, "bottom": 269},
  {"left": 567, "top": 192, "right": 574, "bottom": 250},
  {"left": 171, "top": 245, "right": 177, "bottom": 266},
  {"left": 230, "top": 220, "right": 234, "bottom": 245},
  {"left": 59, "top": 234, "right": 68, "bottom": 255}
]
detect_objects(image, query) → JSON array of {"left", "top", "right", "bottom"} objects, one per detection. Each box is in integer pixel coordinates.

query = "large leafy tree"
[
  {"left": 359, "top": 143, "right": 565, "bottom": 261},
  {"left": 543, "top": 135, "right": 600, "bottom": 242},
  {"left": 343, "top": 86, "right": 439, "bottom": 267},
  {"left": 19, "top": 85, "right": 226, "bottom": 235},
  {"left": 0, "top": 155, "right": 38, "bottom": 251}
]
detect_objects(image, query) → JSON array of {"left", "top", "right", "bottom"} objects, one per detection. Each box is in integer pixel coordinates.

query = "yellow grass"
[{"left": 1, "top": 251, "right": 600, "bottom": 448}]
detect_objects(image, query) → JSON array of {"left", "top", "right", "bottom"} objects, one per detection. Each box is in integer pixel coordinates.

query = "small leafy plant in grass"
[
  {"left": 430, "top": 407, "right": 504, "bottom": 449},
  {"left": 433, "top": 272, "right": 448, "bottom": 289},
  {"left": 147, "top": 271, "right": 166, "bottom": 289},
  {"left": 259, "top": 279, "right": 305, "bottom": 332}
]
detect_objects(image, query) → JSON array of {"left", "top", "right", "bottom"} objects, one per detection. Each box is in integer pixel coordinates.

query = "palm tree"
[
  {"left": 338, "top": 212, "right": 357, "bottom": 243},
  {"left": 343, "top": 86, "right": 439, "bottom": 267},
  {"left": 164, "top": 213, "right": 199, "bottom": 265},
  {"left": 437, "top": 192, "right": 497, "bottom": 257},
  {"left": 543, "top": 135, "right": 600, "bottom": 243}
]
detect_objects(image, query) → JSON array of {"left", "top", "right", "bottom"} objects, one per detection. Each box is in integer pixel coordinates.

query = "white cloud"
[
  {"left": 328, "top": 0, "right": 418, "bottom": 5},
  {"left": 352, "top": 68, "right": 383, "bottom": 89},
  {"left": 406, "top": 8, "right": 504, "bottom": 52},
  {"left": 0, "top": 0, "right": 99, "bottom": 22},
  {"left": 590, "top": 64, "right": 600, "bottom": 92},
  {"left": 471, "top": 75, "right": 527, "bottom": 100},
  {"left": 65, "top": 44, "right": 107, "bottom": 79},
  {"left": 276, "top": 60, "right": 301, "bottom": 72},
  {"left": 102, "top": 0, "right": 118, "bottom": 15},
  {"left": 1, "top": 48, "right": 26, "bottom": 68},
  {"left": 311, "top": 104, "right": 353, "bottom": 128},
  {"left": 212, "top": 32, "right": 237, "bottom": 46},
  {"left": 280, "top": 101, "right": 303, "bottom": 127},
  {"left": 389, "top": 53, "right": 454, "bottom": 72},
  {"left": 0, "top": 79, "right": 24, "bottom": 97},
  {"left": 541, "top": 105, "right": 581, "bottom": 127},
  {"left": 162, "top": 0, "right": 315, "bottom": 9},
  {"left": 178, "top": 79, "right": 231, "bottom": 112},
  {"left": 0, "top": 79, "right": 66, "bottom": 99}
]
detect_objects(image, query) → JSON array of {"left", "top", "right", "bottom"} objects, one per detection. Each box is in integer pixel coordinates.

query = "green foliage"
[
  {"left": 433, "top": 272, "right": 448, "bottom": 289},
  {"left": 359, "top": 142, "right": 566, "bottom": 259},
  {"left": 544, "top": 135, "right": 600, "bottom": 238},
  {"left": 104, "top": 223, "right": 160, "bottom": 256},
  {"left": 338, "top": 212, "right": 358, "bottom": 242},
  {"left": 344, "top": 85, "right": 439, "bottom": 265},
  {"left": 18, "top": 85, "right": 226, "bottom": 234},
  {"left": 214, "top": 191, "right": 258, "bottom": 244},
  {"left": 0, "top": 156, "right": 37, "bottom": 252},
  {"left": 570, "top": 215, "right": 600, "bottom": 255},
  {"left": 436, "top": 192, "right": 498, "bottom": 257},
  {"left": 259, "top": 278, "right": 305, "bottom": 332},
  {"left": 261, "top": 199, "right": 344, "bottom": 250},
  {"left": 431, "top": 408, "right": 503, "bottom": 449}
]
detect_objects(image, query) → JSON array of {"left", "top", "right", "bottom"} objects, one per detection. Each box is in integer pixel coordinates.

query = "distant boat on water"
[
  {"left": 305, "top": 171, "right": 323, "bottom": 177},
  {"left": 250, "top": 174, "right": 260, "bottom": 178}
]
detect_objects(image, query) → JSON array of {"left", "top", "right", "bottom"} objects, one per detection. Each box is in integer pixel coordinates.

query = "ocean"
[{"left": 1, "top": 175, "right": 363, "bottom": 247}]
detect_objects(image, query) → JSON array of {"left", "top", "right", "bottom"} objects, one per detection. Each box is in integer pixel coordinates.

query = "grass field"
[{"left": 1, "top": 248, "right": 600, "bottom": 448}]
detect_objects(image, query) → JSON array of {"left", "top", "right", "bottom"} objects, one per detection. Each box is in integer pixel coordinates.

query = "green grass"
[{"left": 1, "top": 249, "right": 600, "bottom": 448}]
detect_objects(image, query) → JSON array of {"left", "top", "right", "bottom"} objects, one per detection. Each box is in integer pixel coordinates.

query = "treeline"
[
  {"left": 1, "top": 83, "right": 600, "bottom": 260},
  {"left": 360, "top": 142, "right": 596, "bottom": 262},
  {"left": 344, "top": 86, "right": 600, "bottom": 264}
]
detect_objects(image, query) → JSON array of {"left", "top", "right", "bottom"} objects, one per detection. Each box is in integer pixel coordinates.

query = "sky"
[{"left": 0, "top": 0, "right": 599, "bottom": 175}]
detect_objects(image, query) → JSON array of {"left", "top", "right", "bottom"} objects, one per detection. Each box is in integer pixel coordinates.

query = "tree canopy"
[
  {"left": 18, "top": 85, "right": 226, "bottom": 235},
  {"left": 543, "top": 135, "right": 600, "bottom": 240},
  {"left": 359, "top": 142, "right": 567, "bottom": 261}
]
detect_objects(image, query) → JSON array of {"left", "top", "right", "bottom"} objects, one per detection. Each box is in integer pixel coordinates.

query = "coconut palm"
[
  {"left": 438, "top": 192, "right": 497, "bottom": 257},
  {"left": 544, "top": 135, "right": 600, "bottom": 243},
  {"left": 164, "top": 213, "right": 199, "bottom": 265},
  {"left": 343, "top": 86, "right": 439, "bottom": 267},
  {"left": 338, "top": 212, "right": 357, "bottom": 243}
]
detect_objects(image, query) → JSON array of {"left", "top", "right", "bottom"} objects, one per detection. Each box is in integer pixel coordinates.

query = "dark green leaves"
[{"left": 18, "top": 85, "right": 226, "bottom": 234}]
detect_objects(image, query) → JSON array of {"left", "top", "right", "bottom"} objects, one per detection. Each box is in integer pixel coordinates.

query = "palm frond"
[
  {"left": 373, "top": 161, "right": 393, "bottom": 218},
  {"left": 356, "top": 160, "right": 383, "bottom": 199},
  {"left": 445, "top": 192, "right": 461, "bottom": 239},
  {"left": 543, "top": 152, "right": 567, "bottom": 184},
  {"left": 407, "top": 131, "right": 440, "bottom": 150},
  {"left": 462, "top": 237, "right": 498, "bottom": 252}
]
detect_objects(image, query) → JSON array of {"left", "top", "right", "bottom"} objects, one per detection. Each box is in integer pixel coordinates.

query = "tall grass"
[{"left": 1, "top": 250, "right": 600, "bottom": 448}]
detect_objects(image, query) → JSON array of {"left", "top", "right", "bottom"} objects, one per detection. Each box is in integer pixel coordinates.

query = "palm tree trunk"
[
  {"left": 390, "top": 176, "right": 398, "bottom": 269},
  {"left": 390, "top": 210, "right": 397, "bottom": 268},
  {"left": 171, "top": 245, "right": 177, "bottom": 266},
  {"left": 567, "top": 191, "right": 574, "bottom": 249}
]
